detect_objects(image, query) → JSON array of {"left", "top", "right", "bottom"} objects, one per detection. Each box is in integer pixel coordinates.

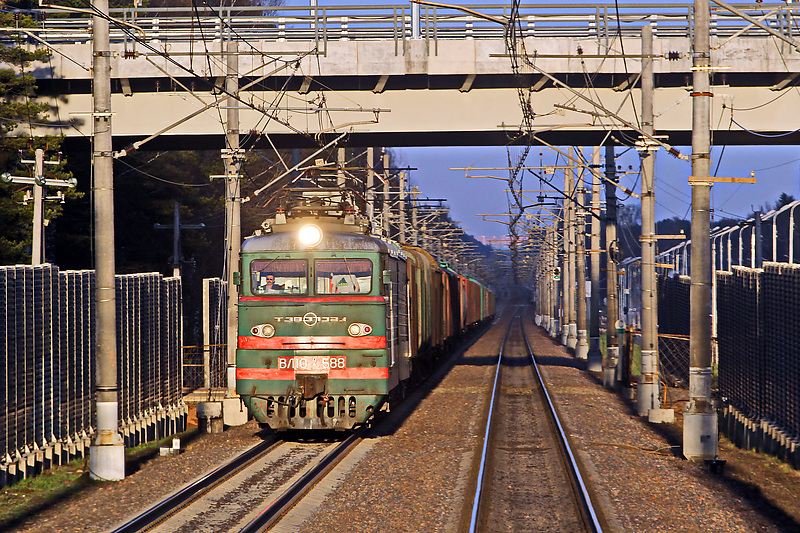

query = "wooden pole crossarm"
[
  {"left": 687, "top": 176, "right": 757, "bottom": 184},
  {"left": 639, "top": 234, "right": 687, "bottom": 240}
]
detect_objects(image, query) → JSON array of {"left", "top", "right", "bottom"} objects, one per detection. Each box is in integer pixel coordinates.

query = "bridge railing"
[
  {"left": 11, "top": 3, "right": 799, "bottom": 49},
  {"left": 0, "top": 264, "right": 186, "bottom": 487}
]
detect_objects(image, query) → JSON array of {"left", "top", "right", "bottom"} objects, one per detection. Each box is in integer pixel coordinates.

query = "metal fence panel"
[
  {"left": 762, "top": 263, "right": 800, "bottom": 439},
  {"left": 0, "top": 266, "right": 183, "bottom": 482},
  {"left": 20, "top": 266, "right": 34, "bottom": 453},
  {"left": 0, "top": 268, "right": 8, "bottom": 460},
  {"left": 717, "top": 267, "right": 763, "bottom": 419},
  {"left": 82, "top": 270, "right": 95, "bottom": 433}
]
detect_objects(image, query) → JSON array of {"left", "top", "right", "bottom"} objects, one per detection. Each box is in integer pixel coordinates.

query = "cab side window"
[
  {"left": 251, "top": 259, "right": 308, "bottom": 295},
  {"left": 315, "top": 259, "right": 372, "bottom": 294}
]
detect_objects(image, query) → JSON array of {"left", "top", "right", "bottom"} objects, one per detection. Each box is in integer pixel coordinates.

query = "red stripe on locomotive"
[
  {"left": 236, "top": 367, "right": 389, "bottom": 380},
  {"left": 238, "top": 335, "right": 387, "bottom": 350}
]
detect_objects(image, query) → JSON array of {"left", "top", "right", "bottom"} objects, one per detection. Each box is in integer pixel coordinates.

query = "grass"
[
  {"left": 0, "top": 426, "right": 199, "bottom": 530},
  {"left": 0, "top": 457, "right": 92, "bottom": 528}
]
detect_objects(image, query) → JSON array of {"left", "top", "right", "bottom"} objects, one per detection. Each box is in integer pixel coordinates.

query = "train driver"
[{"left": 258, "top": 272, "right": 284, "bottom": 293}]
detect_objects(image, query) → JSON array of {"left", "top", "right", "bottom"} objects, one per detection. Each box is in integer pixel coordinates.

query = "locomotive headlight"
[
  {"left": 298, "top": 224, "right": 323, "bottom": 247},
  {"left": 348, "top": 322, "right": 372, "bottom": 337},
  {"left": 251, "top": 323, "right": 275, "bottom": 338}
]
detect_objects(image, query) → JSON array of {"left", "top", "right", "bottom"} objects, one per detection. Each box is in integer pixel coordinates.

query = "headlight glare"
[{"left": 298, "top": 224, "right": 323, "bottom": 247}]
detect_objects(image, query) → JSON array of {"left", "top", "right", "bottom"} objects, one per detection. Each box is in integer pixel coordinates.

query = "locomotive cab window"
[
  {"left": 251, "top": 259, "right": 308, "bottom": 295},
  {"left": 315, "top": 258, "right": 372, "bottom": 294}
]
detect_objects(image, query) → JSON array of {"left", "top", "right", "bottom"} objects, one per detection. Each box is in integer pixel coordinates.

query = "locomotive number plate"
[{"left": 278, "top": 355, "right": 347, "bottom": 373}]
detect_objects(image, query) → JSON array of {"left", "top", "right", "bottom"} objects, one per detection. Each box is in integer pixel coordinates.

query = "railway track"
[
  {"left": 111, "top": 430, "right": 363, "bottom": 533},
  {"left": 469, "top": 307, "right": 604, "bottom": 532}
]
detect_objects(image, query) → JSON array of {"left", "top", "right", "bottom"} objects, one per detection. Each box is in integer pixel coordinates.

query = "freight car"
[{"left": 235, "top": 188, "right": 495, "bottom": 431}]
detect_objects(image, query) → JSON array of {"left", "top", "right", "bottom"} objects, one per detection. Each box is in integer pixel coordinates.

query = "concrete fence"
[{"left": 0, "top": 264, "right": 186, "bottom": 486}]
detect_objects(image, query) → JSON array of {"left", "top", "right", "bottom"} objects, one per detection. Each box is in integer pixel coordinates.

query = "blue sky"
[{"left": 398, "top": 144, "right": 800, "bottom": 239}]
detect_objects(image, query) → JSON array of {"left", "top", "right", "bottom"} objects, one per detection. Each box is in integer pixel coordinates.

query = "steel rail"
[
  {"left": 239, "top": 427, "right": 366, "bottom": 532},
  {"left": 468, "top": 309, "right": 516, "bottom": 533},
  {"left": 520, "top": 320, "right": 604, "bottom": 533},
  {"left": 110, "top": 436, "right": 280, "bottom": 533}
]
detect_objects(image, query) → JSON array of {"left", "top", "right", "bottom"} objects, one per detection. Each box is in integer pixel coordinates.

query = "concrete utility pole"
[
  {"left": 684, "top": 0, "right": 718, "bottom": 460},
  {"left": 366, "top": 147, "right": 375, "bottom": 225},
  {"left": 382, "top": 149, "right": 390, "bottom": 239},
  {"left": 410, "top": 186, "right": 419, "bottom": 245},
  {"left": 575, "top": 153, "right": 589, "bottom": 360},
  {"left": 32, "top": 149, "right": 44, "bottom": 264},
  {"left": 637, "top": 24, "right": 662, "bottom": 416},
  {"left": 544, "top": 225, "right": 553, "bottom": 334},
  {"left": 753, "top": 211, "right": 762, "bottom": 268},
  {"left": 337, "top": 147, "right": 346, "bottom": 187},
  {"left": 565, "top": 149, "right": 577, "bottom": 349},
  {"left": 561, "top": 175, "right": 572, "bottom": 346},
  {"left": 5, "top": 150, "right": 73, "bottom": 265},
  {"left": 603, "top": 145, "right": 620, "bottom": 388},
  {"left": 89, "top": 0, "right": 124, "bottom": 481},
  {"left": 399, "top": 170, "right": 407, "bottom": 242},
  {"left": 223, "top": 40, "right": 247, "bottom": 427},
  {"left": 550, "top": 224, "right": 560, "bottom": 338},
  {"left": 587, "top": 147, "right": 603, "bottom": 371}
]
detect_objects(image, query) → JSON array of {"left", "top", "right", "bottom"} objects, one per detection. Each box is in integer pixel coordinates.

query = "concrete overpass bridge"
[{"left": 10, "top": 2, "right": 800, "bottom": 149}]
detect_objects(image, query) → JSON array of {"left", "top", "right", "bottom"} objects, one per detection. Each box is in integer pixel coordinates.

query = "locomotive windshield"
[
  {"left": 315, "top": 258, "right": 372, "bottom": 294},
  {"left": 251, "top": 259, "right": 308, "bottom": 295}
]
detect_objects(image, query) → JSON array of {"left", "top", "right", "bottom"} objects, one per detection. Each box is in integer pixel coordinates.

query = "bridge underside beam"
[
  {"left": 43, "top": 84, "right": 800, "bottom": 150},
  {"left": 60, "top": 128, "right": 800, "bottom": 152},
  {"left": 16, "top": 36, "right": 800, "bottom": 149}
]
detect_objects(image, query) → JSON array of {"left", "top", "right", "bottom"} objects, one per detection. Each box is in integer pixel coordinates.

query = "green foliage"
[
  {"left": 776, "top": 192, "right": 796, "bottom": 210},
  {"left": 110, "top": 150, "right": 226, "bottom": 343},
  {"left": 113, "top": 150, "right": 225, "bottom": 274},
  {"left": 0, "top": 23, "right": 81, "bottom": 264},
  {"left": 0, "top": 33, "right": 51, "bottom": 136}
]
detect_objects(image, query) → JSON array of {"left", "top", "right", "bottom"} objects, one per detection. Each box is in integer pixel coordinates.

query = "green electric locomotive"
[
  {"left": 236, "top": 188, "right": 410, "bottom": 430},
  {"left": 236, "top": 187, "right": 495, "bottom": 431}
]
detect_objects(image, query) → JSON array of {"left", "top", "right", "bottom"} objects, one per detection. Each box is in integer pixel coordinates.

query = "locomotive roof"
[{"left": 242, "top": 226, "right": 400, "bottom": 255}]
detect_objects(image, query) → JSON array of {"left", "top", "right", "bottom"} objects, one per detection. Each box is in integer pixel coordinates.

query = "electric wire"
[{"left": 116, "top": 158, "right": 212, "bottom": 187}]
